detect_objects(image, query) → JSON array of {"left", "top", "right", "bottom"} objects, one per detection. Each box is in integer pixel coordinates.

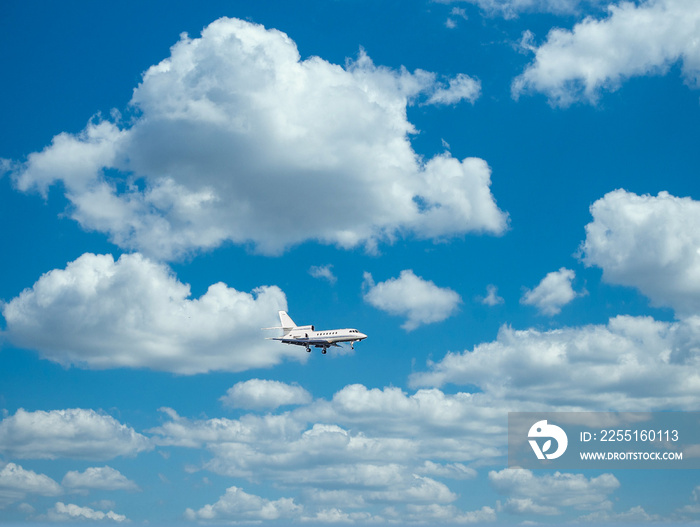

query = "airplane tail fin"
[{"left": 279, "top": 311, "right": 296, "bottom": 335}]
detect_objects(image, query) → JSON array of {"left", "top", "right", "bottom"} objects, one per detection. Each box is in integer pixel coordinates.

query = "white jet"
[{"left": 265, "top": 311, "right": 367, "bottom": 354}]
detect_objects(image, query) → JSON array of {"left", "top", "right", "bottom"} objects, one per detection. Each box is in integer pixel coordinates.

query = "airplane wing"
[{"left": 267, "top": 337, "right": 338, "bottom": 347}]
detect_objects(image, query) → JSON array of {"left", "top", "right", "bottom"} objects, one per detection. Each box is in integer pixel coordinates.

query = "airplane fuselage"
[
  {"left": 267, "top": 312, "right": 367, "bottom": 354},
  {"left": 282, "top": 325, "right": 366, "bottom": 346}
]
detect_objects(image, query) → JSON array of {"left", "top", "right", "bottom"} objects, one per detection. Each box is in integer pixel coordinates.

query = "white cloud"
[
  {"left": 581, "top": 189, "right": 700, "bottom": 316},
  {"left": 0, "top": 409, "right": 151, "bottom": 460},
  {"left": 489, "top": 469, "right": 619, "bottom": 515},
  {"left": 62, "top": 467, "right": 139, "bottom": 492},
  {"left": 11, "top": 17, "right": 506, "bottom": 260},
  {"left": 445, "top": 7, "right": 469, "bottom": 29},
  {"left": 153, "top": 375, "right": 681, "bottom": 523},
  {"left": 308, "top": 384, "right": 502, "bottom": 443},
  {"left": 1, "top": 252, "right": 296, "bottom": 374},
  {"left": 410, "top": 315, "right": 700, "bottom": 411},
  {"left": 520, "top": 267, "right": 578, "bottom": 315},
  {"left": 405, "top": 504, "right": 496, "bottom": 524},
  {"left": 438, "top": 0, "right": 602, "bottom": 18},
  {"left": 149, "top": 384, "right": 507, "bottom": 523},
  {"left": 13, "top": 121, "right": 126, "bottom": 196},
  {"left": 309, "top": 264, "right": 337, "bottom": 285},
  {"left": 512, "top": 0, "right": 700, "bottom": 105},
  {"left": 151, "top": 384, "right": 506, "bottom": 525},
  {"left": 417, "top": 461, "right": 477, "bottom": 480},
  {"left": 91, "top": 500, "right": 117, "bottom": 511},
  {"left": 0, "top": 463, "right": 61, "bottom": 508},
  {"left": 675, "top": 486, "right": 700, "bottom": 517},
  {"left": 202, "top": 426, "right": 424, "bottom": 483},
  {"left": 481, "top": 284, "right": 504, "bottom": 306},
  {"left": 46, "top": 502, "right": 127, "bottom": 522},
  {"left": 692, "top": 485, "right": 700, "bottom": 503},
  {"left": 301, "top": 507, "right": 382, "bottom": 524},
  {"left": 18, "top": 502, "right": 36, "bottom": 515},
  {"left": 153, "top": 385, "right": 504, "bottom": 463},
  {"left": 579, "top": 505, "right": 661, "bottom": 523},
  {"left": 184, "top": 486, "right": 302, "bottom": 522},
  {"left": 0, "top": 157, "right": 14, "bottom": 175},
  {"left": 362, "top": 270, "right": 462, "bottom": 330},
  {"left": 220, "top": 379, "right": 312, "bottom": 410},
  {"left": 149, "top": 407, "right": 307, "bottom": 449},
  {"left": 425, "top": 74, "right": 481, "bottom": 105}
]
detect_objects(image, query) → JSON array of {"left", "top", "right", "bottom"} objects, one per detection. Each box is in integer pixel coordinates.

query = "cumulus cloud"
[
  {"left": 10, "top": 17, "right": 506, "bottom": 260},
  {"left": 489, "top": 469, "right": 619, "bottom": 515},
  {"left": 149, "top": 407, "right": 307, "bottom": 450},
  {"left": 150, "top": 376, "right": 677, "bottom": 523},
  {"left": 220, "top": 379, "right": 312, "bottom": 410},
  {"left": 46, "top": 502, "right": 127, "bottom": 522},
  {"left": 425, "top": 74, "right": 481, "bottom": 105},
  {"left": 0, "top": 409, "right": 151, "bottom": 460},
  {"left": 512, "top": 0, "right": 700, "bottom": 105},
  {"left": 185, "top": 486, "right": 302, "bottom": 522},
  {"left": 1, "top": 252, "right": 296, "bottom": 374},
  {"left": 149, "top": 383, "right": 506, "bottom": 523},
  {"left": 521, "top": 267, "right": 579, "bottom": 315},
  {"left": 153, "top": 385, "right": 503, "bottom": 460},
  {"left": 581, "top": 189, "right": 700, "bottom": 316},
  {"left": 362, "top": 270, "right": 462, "bottom": 330},
  {"left": 410, "top": 315, "right": 700, "bottom": 411},
  {"left": 0, "top": 463, "right": 62, "bottom": 508},
  {"left": 308, "top": 264, "right": 337, "bottom": 285},
  {"left": 62, "top": 466, "right": 139, "bottom": 492},
  {"left": 307, "top": 384, "right": 502, "bottom": 445}
]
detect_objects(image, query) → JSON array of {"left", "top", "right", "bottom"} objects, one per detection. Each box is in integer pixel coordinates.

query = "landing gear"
[
  {"left": 321, "top": 348, "right": 327, "bottom": 354},
  {"left": 305, "top": 346, "right": 311, "bottom": 353}
]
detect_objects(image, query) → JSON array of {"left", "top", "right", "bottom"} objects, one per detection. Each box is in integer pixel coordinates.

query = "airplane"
[{"left": 264, "top": 311, "right": 367, "bottom": 354}]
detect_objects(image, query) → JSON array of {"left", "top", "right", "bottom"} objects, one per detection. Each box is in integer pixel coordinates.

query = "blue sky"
[{"left": 2, "top": 0, "right": 700, "bottom": 524}]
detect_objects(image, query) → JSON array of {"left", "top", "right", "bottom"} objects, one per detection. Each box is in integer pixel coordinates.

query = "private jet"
[{"left": 265, "top": 311, "right": 367, "bottom": 354}]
